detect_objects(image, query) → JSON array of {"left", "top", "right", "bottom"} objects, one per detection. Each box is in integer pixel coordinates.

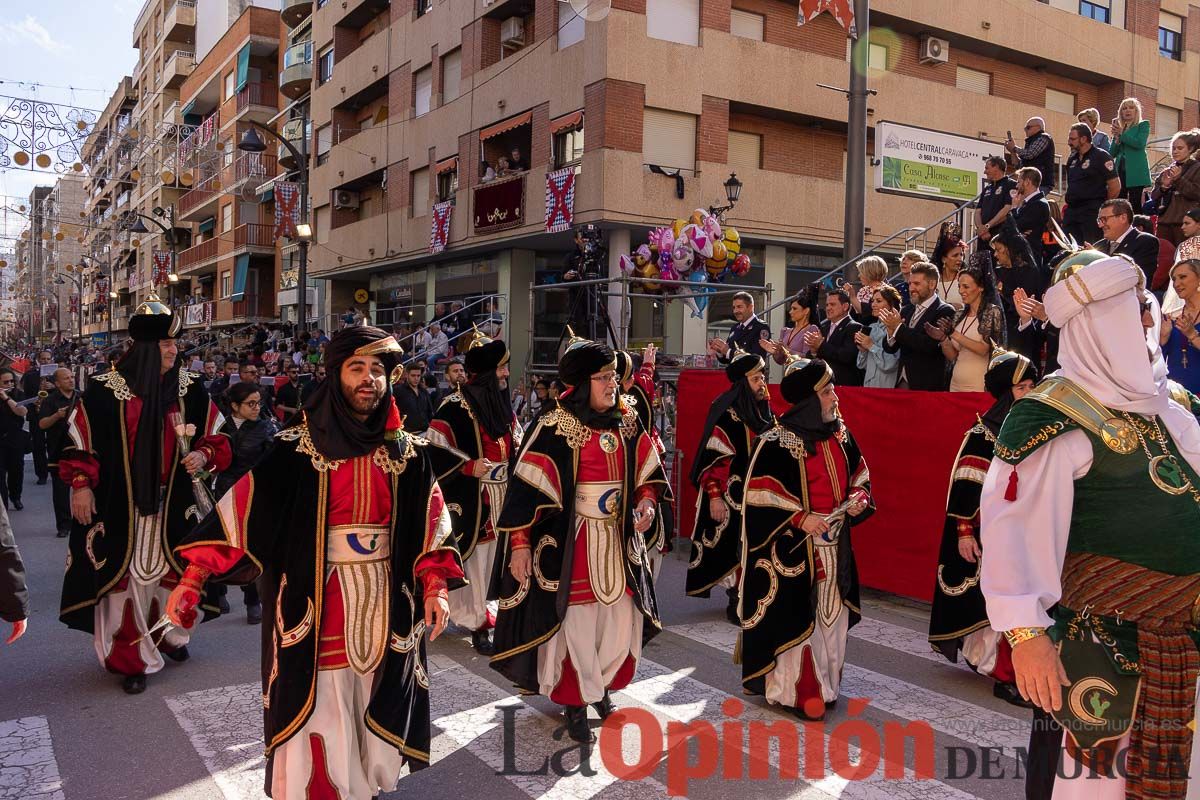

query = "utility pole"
[{"left": 842, "top": 0, "right": 870, "bottom": 269}]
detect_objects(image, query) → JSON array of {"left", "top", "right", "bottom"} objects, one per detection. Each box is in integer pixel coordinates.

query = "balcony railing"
[
  {"left": 233, "top": 223, "right": 274, "bottom": 249},
  {"left": 236, "top": 82, "right": 277, "bottom": 113},
  {"left": 232, "top": 293, "right": 260, "bottom": 318},
  {"left": 234, "top": 152, "right": 276, "bottom": 184},
  {"left": 178, "top": 182, "right": 217, "bottom": 216},
  {"left": 178, "top": 238, "right": 219, "bottom": 271}
]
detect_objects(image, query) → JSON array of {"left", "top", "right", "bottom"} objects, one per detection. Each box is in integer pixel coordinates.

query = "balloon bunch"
[{"left": 618, "top": 209, "right": 751, "bottom": 318}]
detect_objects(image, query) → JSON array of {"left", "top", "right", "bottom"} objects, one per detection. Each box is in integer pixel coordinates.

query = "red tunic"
[{"left": 462, "top": 429, "right": 513, "bottom": 544}]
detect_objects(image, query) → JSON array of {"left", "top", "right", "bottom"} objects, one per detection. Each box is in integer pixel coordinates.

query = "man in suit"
[
  {"left": 1095, "top": 198, "right": 1161, "bottom": 287},
  {"left": 1010, "top": 167, "right": 1051, "bottom": 268},
  {"left": 804, "top": 289, "right": 864, "bottom": 386},
  {"left": 20, "top": 351, "right": 53, "bottom": 485},
  {"left": 708, "top": 291, "right": 770, "bottom": 362},
  {"left": 881, "top": 263, "right": 957, "bottom": 391}
]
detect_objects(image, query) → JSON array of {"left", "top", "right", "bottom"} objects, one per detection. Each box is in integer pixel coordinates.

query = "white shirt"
[
  {"left": 886, "top": 293, "right": 937, "bottom": 346},
  {"left": 1107, "top": 224, "right": 1133, "bottom": 250}
]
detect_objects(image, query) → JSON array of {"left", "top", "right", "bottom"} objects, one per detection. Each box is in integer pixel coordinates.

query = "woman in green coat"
[{"left": 1109, "top": 97, "right": 1152, "bottom": 207}]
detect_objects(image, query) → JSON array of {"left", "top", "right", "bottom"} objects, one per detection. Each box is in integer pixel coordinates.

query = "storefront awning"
[
  {"left": 197, "top": 216, "right": 216, "bottom": 234},
  {"left": 230, "top": 253, "right": 250, "bottom": 302},
  {"left": 435, "top": 156, "right": 458, "bottom": 175},
  {"left": 550, "top": 110, "right": 583, "bottom": 135},
  {"left": 479, "top": 111, "right": 532, "bottom": 141}
]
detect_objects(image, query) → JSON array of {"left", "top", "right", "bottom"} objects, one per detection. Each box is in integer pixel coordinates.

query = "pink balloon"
[
  {"left": 682, "top": 224, "right": 713, "bottom": 259},
  {"left": 672, "top": 239, "right": 694, "bottom": 271},
  {"left": 618, "top": 254, "right": 635, "bottom": 275}
]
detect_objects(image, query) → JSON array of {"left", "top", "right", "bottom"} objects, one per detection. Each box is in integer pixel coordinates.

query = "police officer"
[
  {"left": 975, "top": 155, "right": 1017, "bottom": 252},
  {"left": 1061, "top": 122, "right": 1120, "bottom": 248}
]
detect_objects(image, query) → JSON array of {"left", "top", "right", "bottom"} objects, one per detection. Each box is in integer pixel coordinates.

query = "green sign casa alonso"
[{"left": 881, "top": 156, "right": 979, "bottom": 203}]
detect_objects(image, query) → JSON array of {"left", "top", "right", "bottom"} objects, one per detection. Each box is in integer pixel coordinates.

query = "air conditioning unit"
[
  {"left": 501, "top": 17, "right": 525, "bottom": 46},
  {"left": 919, "top": 35, "right": 949, "bottom": 65},
  {"left": 333, "top": 190, "right": 360, "bottom": 210}
]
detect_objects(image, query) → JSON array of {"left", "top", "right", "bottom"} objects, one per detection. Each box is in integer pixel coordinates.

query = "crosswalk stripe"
[
  {"left": 163, "top": 682, "right": 266, "bottom": 800},
  {"left": 851, "top": 615, "right": 972, "bottom": 670},
  {"left": 667, "top": 622, "right": 1027, "bottom": 752},
  {"left": 0, "top": 716, "right": 66, "bottom": 800}
]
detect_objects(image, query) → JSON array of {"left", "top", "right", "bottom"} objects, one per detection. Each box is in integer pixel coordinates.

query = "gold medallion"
[
  {"left": 1099, "top": 418, "right": 1138, "bottom": 455},
  {"left": 599, "top": 432, "right": 619, "bottom": 453},
  {"left": 1148, "top": 454, "right": 1191, "bottom": 496}
]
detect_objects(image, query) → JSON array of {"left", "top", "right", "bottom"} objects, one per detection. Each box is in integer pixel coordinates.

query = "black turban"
[
  {"left": 463, "top": 337, "right": 513, "bottom": 439},
  {"left": 981, "top": 349, "right": 1039, "bottom": 435},
  {"left": 299, "top": 326, "right": 404, "bottom": 460},
  {"left": 557, "top": 334, "right": 620, "bottom": 430},
  {"left": 725, "top": 348, "right": 764, "bottom": 382},
  {"left": 778, "top": 358, "right": 840, "bottom": 445},
  {"left": 465, "top": 338, "right": 509, "bottom": 375}
]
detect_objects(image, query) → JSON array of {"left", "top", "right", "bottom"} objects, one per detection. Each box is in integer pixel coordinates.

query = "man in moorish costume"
[
  {"left": 614, "top": 345, "right": 673, "bottom": 579},
  {"left": 165, "top": 326, "right": 464, "bottom": 800},
  {"left": 426, "top": 328, "right": 521, "bottom": 656},
  {"left": 983, "top": 252, "right": 1200, "bottom": 799},
  {"left": 685, "top": 346, "right": 775, "bottom": 623},
  {"left": 489, "top": 330, "right": 667, "bottom": 743},
  {"left": 59, "top": 294, "right": 231, "bottom": 695},
  {"left": 739, "top": 357, "right": 873, "bottom": 721},
  {"left": 928, "top": 348, "right": 1038, "bottom": 708}
]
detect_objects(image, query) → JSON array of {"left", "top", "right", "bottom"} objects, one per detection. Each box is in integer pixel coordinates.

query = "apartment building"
[
  {"left": 40, "top": 177, "right": 89, "bottom": 341},
  {"left": 174, "top": 5, "right": 286, "bottom": 331},
  {"left": 14, "top": 187, "right": 53, "bottom": 343},
  {"left": 274, "top": 0, "right": 1200, "bottom": 370}
]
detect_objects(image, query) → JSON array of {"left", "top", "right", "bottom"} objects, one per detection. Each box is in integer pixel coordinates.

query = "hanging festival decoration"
[
  {"left": 430, "top": 200, "right": 453, "bottom": 254},
  {"left": 544, "top": 167, "right": 576, "bottom": 233},
  {"left": 798, "top": 0, "right": 856, "bottom": 38},
  {"left": 274, "top": 181, "right": 301, "bottom": 239},
  {"left": 0, "top": 95, "right": 97, "bottom": 174},
  {"left": 152, "top": 249, "right": 172, "bottom": 286}
]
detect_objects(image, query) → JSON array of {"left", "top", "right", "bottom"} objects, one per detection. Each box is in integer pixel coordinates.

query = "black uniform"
[
  {"left": 20, "top": 369, "right": 47, "bottom": 482},
  {"left": 978, "top": 176, "right": 1017, "bottom": 249},
  {"left": 722, "top": 316, "right": 772, "bottom": 361},
  {"left": 395, "top": 382, "right": 435, "bottom": 432},
  {"left": 0, "top": 398, "right": 27, "bottom": 510},
  {"left": 1062, "top": 145, "right": 1118, "bottom": 247},
  {"left": 40, "top": 389, "right": 78, "bottom": 537}
]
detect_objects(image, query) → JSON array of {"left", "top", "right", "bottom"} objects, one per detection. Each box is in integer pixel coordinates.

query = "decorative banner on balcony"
[
  {"left": 798, "top": 0, "right": 856, "bottom": 38},
  {"left": 180, "top": 112, "right": 218, "bottom": 163},
  {"left": 545, "top": 168, "right": 576, "bottom": 233},
  {"left": 183, "top": 302, "right": 213, "bottom": 327},
  {"left": 152, "top": 249, "right": 172, "bottom": 286},
  {"left": 274, "top": 181, "right": 301, "bottom": 239},
  {"left": 473, "top": 175, "right": 524, "bottom": 234},
  {"left": 430, "top": 201, "right": 453, "bottom": 254}
]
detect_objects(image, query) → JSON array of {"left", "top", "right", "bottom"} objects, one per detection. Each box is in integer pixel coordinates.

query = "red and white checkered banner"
[
  {"left": 274, "top": 181, "right": 301, "bottom": 240},
  {"left": 545, "top": 168, "right": 576, "bottom": 233},
  {"left": 430, "top": 201, "right": 453, "bottom": 254},
  {"left": 798, "top": 0, "right": 855, "bottom": 37},
  {"left": 152, "top": 249, "right": 172, "bottom": 286},
  {"left": 69, "top": 295, "right": 79, "bottom": 314}
]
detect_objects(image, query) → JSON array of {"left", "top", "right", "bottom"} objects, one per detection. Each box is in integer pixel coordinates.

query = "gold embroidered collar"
[
  {"left": 94, "top": 368, "right": 196, "bottom": 401},
  {"left": 277, "top": 423, "right": 418, "bottom": 474}
]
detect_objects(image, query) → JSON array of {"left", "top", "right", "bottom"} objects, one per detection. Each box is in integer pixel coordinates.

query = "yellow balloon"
[
  {"left": 672, "top": 218, "right": 687, "bottom": 240},
  {"left": 706, "top": 259, "right": 724, "bottom": 278},
  {"left": 706, "top": 240, "right": 728, "bottom": 269},
  {"left": 722, "top": 228, "right": 741, "bottom": 257},
  {"left": 688, "top": 209, "right": 706, "bottom": 227}
]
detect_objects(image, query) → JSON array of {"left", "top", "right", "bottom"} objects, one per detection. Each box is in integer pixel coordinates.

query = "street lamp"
[
  {"left": 239, "top": 117, "right": 310, "bottom": 332},
  {"left": 708, "top": 173, "right": 744, "bottom": 222},
  {"left": 128, "top": 205, "right": 180, "bottom": 303}
]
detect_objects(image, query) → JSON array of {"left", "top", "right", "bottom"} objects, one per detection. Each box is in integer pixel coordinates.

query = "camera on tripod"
[{"left": 567, "top": 224, "right": 607, "bottom": 279}]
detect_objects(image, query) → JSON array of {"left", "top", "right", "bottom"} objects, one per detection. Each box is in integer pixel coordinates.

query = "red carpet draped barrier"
[{"left": 674, "top": 369, "right": 992, "bottom": 602}]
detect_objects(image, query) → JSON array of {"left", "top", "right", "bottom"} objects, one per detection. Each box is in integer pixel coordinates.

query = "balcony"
[
  {"left": 232, "top": 223, "right": 275, "bottom": 252},
  {"left": 236, "top": 82, "right": 278, "bottom": 115},
  {"left": 231, "top": 293, "right": 261, "bottom": 320},
  {"left": 177, "top": 179, "right": 220, "bottom": 221},
  {"left": 163, "top": 101, "right": 182, "bottom": 126},
  {"left": 280, "top": 43, "right": 313, "bottom": 100},
  {"left": 164, "top": 0, "right": 196, "bottom": 41},
  {"left": 281, "top": 0, "right": 313, "bottom": 28},
  {"left": 162, "top": 49, "right": 195, "bottom": 90},
  {"left": 178, "top": 237, "right": 220, "bottom": 272},
  {"left": 277, "top": 119, "right": 308, "bottom": 170}
]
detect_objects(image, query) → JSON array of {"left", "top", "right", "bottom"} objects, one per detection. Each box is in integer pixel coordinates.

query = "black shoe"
[
  {"left": 787, "top": 704, "right": 825, "bottom": 722},
  {"left": 122, "top": 674, "right": 147, "bottom": 694},
  {"left": 563, "top": 705, "right": 594, "bottom": 743},
  {"left": 11, "top": 500, "right": 22, "bottom": 510},
  {"left": 993, "top": 681, "right": 1035, "bottom": 709},
  {"left": 56, "top": 529, "right": 68, "bottom": 538},
  {"left": 165, "top": 645, "right": 189, "bottom": 663},
  {"left": 471, "top": 628, "right": 495, "bottom": 656},
  {"left": 217, "top": 596, "right": 231, "bottom": 614},
  {"left": 246, "top": 604, "right": 262, "bottom": 625},
  {"left": 591, "top": 691, "right": 616, "bottom": 720},
  {"left": 36, "top": 477, "right": 47, "bottom": 485},
  {"left": 725, "top": 587, "right": 740, "bottom": 626}
]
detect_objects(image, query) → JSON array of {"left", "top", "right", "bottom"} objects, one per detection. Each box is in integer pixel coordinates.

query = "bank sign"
[{"left": 875, "top": 122, "right": 1005, "bottom": 204}]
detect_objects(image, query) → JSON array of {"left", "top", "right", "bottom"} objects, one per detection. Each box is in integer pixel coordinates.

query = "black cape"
[
  {"left": 928, "top": 421, "right": 995, "bottom": 662},
  {"left": 739, "top": 425, "right": 873, "bottom": 697},
  {"left": 175, "top": 425, "right": 464, "bottom": 775},
  {"left": 60, "top": 370, "right": 226, "bottom": 632},
  {"left": 488, "top": 402, "right": 668, "bottom": 694}
]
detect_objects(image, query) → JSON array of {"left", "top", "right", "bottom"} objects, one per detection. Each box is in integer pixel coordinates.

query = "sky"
[{"left": 0, "top": 1, "right": 142, "bottom": 251}]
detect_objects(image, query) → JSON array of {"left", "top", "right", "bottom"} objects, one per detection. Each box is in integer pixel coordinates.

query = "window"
[
  {"left": 437, "top": 168, "right": 458, "bottom": 202},
  {"left": 647, "top": 0, "right": 699, "bottom": 46},
  {"left": 220, "top": 270, "right": 231, "bottom": 298},
  {"left": 416, "top": 0, "right": 432, "bottom": 16},
  {"left": 554, "top": 127, "right": 585, "bottom": 169},
  {"left": 1079, "top": 0, "right": 1110, "bottom": 23},
  {"left": 318, "top": 47, "right": 334, "bottom": 85},
  {"left": 955, "top": 66, "right": 991, "bottom": 95},
  {"left": 411, "top": 168, "right": 430, "bottom": 217},
  {"left": 1160, "top": 11, "right": 1183, "bottom": 60},
  {"left": 1157, "top": 104, "right": 1181, "bottom": 139},
  {"left": 727, "top": 130, "right": 762, "bottom": 172},
  {"left": 1046, "top": 88, "right": 1076, "bottom": 115},
  {"left": 224, "top": 71, "right": 236, "bottom": 100},
  {"left": 642, "top": 107, "right": 697, "bottom": 173},
  {"left": 221, "top": 203, "right": 233, "bottom": 232},
  {"left": 868, "top": 42, "right": 888, "bottom": 70},
  {"left": 414, "top": 66, "right": 432, "bottom": 117},
  {"left": 316, "top": 124, "right": 332, "bottom": 166},
  {"left": 441, "top": 49, "right": 461, "bottom": 103},
  {"left": 730, "top": 9, "right": 764, "bottom": 40},
  {"left": 559, "top": 4, "right": 585, "bottom": 48}
]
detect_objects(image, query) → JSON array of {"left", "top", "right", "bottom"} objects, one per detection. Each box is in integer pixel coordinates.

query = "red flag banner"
[
  {"left": 798, "top": 0, "right": 856, "bottom": 37},
  {"left": 430, "top": 201, "right": 453, "bottom": 254},
  {"left": 545, "top": 168, "right": 576, "bottom": 233},
  {"left": 152, "top": 249, "right": 172, "bottom": 287},
  {"left": 69, "top": 295, "right": 79, "bottom": 314},
  {"left": 274, "top": 181, "right": 301, "bottom": 240}
]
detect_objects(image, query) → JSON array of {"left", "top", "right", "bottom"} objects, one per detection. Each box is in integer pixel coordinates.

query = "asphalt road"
[{"left": 0, "top": 461, "right": 1029, "bottom": 800}]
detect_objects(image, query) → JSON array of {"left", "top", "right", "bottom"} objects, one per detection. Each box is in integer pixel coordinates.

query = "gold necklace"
[{"left": 1120, "top": 412, "right": 1192, "bottom": 495}]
